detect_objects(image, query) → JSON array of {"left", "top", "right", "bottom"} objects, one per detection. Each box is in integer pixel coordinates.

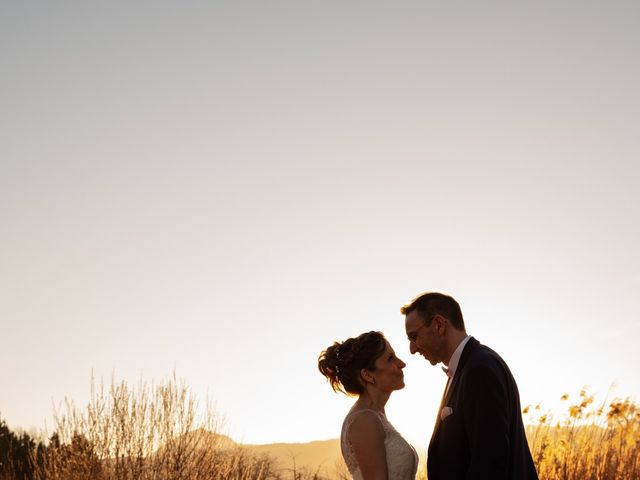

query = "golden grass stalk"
[{"left": 523, "top": 390, "right": 639, "bottom": 480}]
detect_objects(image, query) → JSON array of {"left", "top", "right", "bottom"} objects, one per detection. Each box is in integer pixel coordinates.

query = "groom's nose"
[{"left": 409, "top": 342, "right": 418, "bottom": 354}]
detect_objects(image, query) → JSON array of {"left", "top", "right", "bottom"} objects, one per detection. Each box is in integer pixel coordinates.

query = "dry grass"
[
  {"left": 6, "top": 378, "right": 637, "bottom": 480},
  {"left": 523, "top": 389, "right": 640, "bottom": 480},
  {"left": 29, "top": 373, "right": 285, "bottom": 480}
]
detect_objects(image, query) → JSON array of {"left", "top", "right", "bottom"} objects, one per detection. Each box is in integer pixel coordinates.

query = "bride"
[{"left": 318, "top": 331, "right": 418, "bottom": 480}]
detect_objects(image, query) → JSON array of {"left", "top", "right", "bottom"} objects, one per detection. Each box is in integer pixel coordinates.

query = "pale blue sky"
[{"left": 1, "top": 1, "right": 639, "bottom": 445}]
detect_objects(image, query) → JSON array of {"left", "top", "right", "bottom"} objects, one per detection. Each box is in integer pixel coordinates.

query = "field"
[
  {"left": 1, "top": 378, "right": 637, "bottom": 480},
  {"left": 523, "top": 389, "right": 639, "bottom": 480}
]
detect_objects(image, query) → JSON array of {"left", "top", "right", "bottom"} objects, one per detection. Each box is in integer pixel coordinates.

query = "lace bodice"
[{"left": 340, "top": 409, "right": 418, "bottom": 480}]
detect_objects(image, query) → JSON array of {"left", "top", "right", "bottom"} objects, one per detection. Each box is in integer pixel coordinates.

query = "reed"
[{"left": 523, "top": 389, "right": 639, "bottom": 480}]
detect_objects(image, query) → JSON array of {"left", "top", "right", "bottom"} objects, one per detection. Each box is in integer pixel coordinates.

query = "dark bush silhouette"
[{"left": 0, "top": 417, "right": 45, "bottom": 480}]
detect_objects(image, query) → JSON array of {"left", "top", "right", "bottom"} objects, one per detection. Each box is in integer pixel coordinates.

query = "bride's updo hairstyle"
[{"left": 318, "top": 331, "right": 387, "bottom": 396}]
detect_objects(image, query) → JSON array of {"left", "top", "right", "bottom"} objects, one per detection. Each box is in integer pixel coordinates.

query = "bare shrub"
[{"left": 32, "top": 373, "right": 281, "bottom": 480}]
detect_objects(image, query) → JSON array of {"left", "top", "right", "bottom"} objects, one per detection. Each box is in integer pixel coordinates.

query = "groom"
[{"left": 402, "top": 292, "right": 538, "bottom": 479}]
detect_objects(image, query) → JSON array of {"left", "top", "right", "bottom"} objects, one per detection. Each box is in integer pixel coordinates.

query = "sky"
[{"left": 1, "top": 1, "right": 639, "bottom": 447}]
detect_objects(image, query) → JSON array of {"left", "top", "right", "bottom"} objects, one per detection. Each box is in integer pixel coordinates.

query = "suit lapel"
[
  {"left": 429, "top": 337, "right": 479, "bottom": 446},
  {"left": 442, "top": 337, "right": 478, "bottom": 406},
  {"left": 429, "top": 376, "right": 450, "bottom": 451}
]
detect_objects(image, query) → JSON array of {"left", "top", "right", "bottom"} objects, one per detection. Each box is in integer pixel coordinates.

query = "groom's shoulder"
[{"left": 465, "top": 340, "right": 507, "bottom": 369}]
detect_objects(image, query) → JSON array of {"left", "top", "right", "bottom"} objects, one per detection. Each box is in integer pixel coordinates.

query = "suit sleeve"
[{"left": 462, "top": 361, "right": 511, "bottom": 479}]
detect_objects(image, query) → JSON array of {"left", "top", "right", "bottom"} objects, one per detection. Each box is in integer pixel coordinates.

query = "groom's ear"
[{"left": 432, "top": 314, "right": 447, "bottom": 334}]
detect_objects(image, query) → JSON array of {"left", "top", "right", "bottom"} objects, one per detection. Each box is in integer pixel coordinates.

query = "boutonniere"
[{"left": 440, "top": 406, "right": 453, "bottom": 421}]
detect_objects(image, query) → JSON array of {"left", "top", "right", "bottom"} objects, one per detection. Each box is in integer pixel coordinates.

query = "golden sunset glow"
[{"left": 1, "top": 0, "right": 639, "bottom": 468}]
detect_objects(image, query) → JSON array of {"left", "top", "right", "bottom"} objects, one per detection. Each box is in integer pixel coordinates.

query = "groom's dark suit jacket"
[{"left": 427, "top": 337, "right": 538, "bottom": 480}]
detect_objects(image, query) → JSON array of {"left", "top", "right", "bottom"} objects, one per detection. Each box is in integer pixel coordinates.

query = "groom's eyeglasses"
[{"left": 407, "top": 321, "right": 430, "bottom": 343}]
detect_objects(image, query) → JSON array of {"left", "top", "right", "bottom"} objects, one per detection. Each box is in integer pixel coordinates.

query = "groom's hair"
[{"left": 400, "top": 292, "right": 466, "bottom": 331}]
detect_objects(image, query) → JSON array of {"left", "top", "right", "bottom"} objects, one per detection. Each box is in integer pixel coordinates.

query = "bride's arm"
[{"left": 348, "top": 411, "right": 388, "bottom": 480}]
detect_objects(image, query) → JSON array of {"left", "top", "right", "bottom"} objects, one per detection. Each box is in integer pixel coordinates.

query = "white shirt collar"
[{"left": 443, "top": 335, "right": 471, "bottom": 378}]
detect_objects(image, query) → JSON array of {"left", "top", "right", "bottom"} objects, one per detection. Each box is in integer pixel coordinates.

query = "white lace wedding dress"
[{"left": 340, "top": 409, "right": 418, "bottom": 480}]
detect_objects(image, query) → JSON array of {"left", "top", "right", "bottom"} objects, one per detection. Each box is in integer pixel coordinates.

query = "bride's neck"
[{"left": 356, "top": 390, "right": 390, "bottom": 413}]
